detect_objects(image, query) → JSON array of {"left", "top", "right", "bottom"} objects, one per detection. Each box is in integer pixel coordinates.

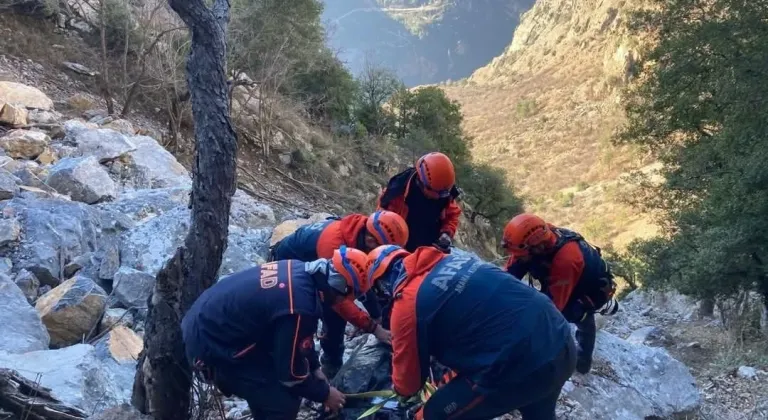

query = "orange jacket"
[
  {"left": 389, "top": 247, "right": 447, "bottom": 396},
  {"left": 505, "top": 241, "right": 585, "bottom": 311},
  {"left": 377, "top": 169, "right": 461, "bottom": 246},
  {"left": 316, "top": 214, "right": 367, "bottom": 259}
]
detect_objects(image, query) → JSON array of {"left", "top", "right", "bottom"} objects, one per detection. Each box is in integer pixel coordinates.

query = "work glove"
[
  {"left": 598, "top": 298, "right": 619, "bottom": 316},
  {"left": 435, "top": 233, "right": 452, "bottom": 251}
]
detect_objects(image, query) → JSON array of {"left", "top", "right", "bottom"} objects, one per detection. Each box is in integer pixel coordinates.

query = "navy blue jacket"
[
  {"left": 182, "top": 260, "right": 329, "bottom": 402},
  {"left": 389, "top": 248, "right": 572, "bottom": 396}
]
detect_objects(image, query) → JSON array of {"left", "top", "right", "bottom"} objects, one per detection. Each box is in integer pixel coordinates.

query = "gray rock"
[
  {"left": 63, "top": 253, "right": 93, "bottom": 278},
  {"left": 2, "top": 196, "right": 121, "bottom": 286},
  {"left": 99, "top": 239, "right": 120, "bottom": 280},
  {"left": 74, "top": 128, "right": 136, "bottom": 163},
  {"left": 125, "top": 135, "right": 190, "bottom": 188},
  {"left": 0, "top": 217, "right": 21, "bottom": 247},
  {"left": 0, "top": 344, "right": 134, "bottom": 414},
  {"left": 0, "top": 274, "right": 50, "bottom": 353},
  {"left": 626, "top": 326, "right": 673, "bottom": 347},
  {"left": 100, "top": 308, "right": 134, "bottom": 330},
  {"left": 47, "top": 156, "right": 117, "bottom": 203},
  {"left": 0, "top": 257, "right": 12, "bottom": 276},
  {"left": 562, "top": 331, "right": 701, "bottom": 419},
  {"left": 11, "top": 160, "right": 50, "bottom": 188},
  {"left": 112, "top": 266, "right": 154, "bottom": 309},
  {"left": 27, "top": 109, "right": 60, "bottom": 124},
  {"left": 231, "top": 189, "right": 277, "bottom": 229},
  {"left": 737, "top": 365, "right": 757, "bottom": 380},
  {"left": 102, "top": 119, "right": 135, "bottom": 135},
  {"left": 118, "top": 206, "right": 190, "bottom": 276},
  {"left": 0, "top": 129, "right": 49, "bottom": 159},
  {"left": 35, "top": 275, "right": 107, "bottom": 348},
  {"left": 98, "top": 187, "right": 189, "bottom": 222},
  {"left": 88, "top": 403, "right": 151, "bottom": 420},
  {"left": 0, "top": 169, "right": 20, "bottom": 199},
  {"left": 13, "top": 269, "right": 39, "bottom": 303}
]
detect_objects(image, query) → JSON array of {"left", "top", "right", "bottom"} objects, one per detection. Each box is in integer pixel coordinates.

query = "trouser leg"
[
  {"left": 213, "top": 359, "right": 302, "bottom": 420},
  {"left": 574, "top": 312, "right": 596, "bottom": 374},
  {"left": 421, "top": 338, "right": 576, "bottom": 420},
  {"left": 320, "top": 310, "right": 347, "bottom": 377}
]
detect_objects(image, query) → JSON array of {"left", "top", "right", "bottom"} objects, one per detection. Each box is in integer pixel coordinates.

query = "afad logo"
[{"left": 301, "top": 337, "right": 314, "bottom": 351}]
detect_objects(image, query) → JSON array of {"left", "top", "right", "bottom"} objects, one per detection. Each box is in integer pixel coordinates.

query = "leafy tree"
[
  {"left": 393, "top": 86, "right": 472, "bottom": 166},
  {"left": 293, "top": 48, "right": 359, "bottom": 123},
  {"left": 618, "top": 0, "right": 768, "bottom": 311},
  {"left": 457, "top": 163, "right": 523, "bottom": 227},
  {"left": 355, "top": 60, "right": 402, "bottom": 135}
]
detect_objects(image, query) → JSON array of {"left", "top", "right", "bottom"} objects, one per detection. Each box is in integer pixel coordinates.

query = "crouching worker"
[
  {"left": 501, "top": 214, "right": 619, "bottom": 375},
  {"left": 367, "top": 245, "right": 576, "bottom": 420},
  {"left": 268, "top": 210, "right": 408, "bottom": 378},
  {"left": 181, "top": 247, "right": 372, "bottom": 419},
  {"left": 378, "top": 152, "right": 461, "bottom": 252}
]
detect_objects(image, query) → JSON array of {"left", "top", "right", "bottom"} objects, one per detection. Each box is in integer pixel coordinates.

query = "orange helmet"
[
  {"left": 330, "top": 246, "right": 371, "bottom": 298},
  {"left": 367, "top": 245, "right": 410, "bottom": 284},
  {"left": 366, "top": 210, "right": 409, "bottom": 247},
  {"left": 416, "top": 152, "right": 455, "bottom": 199},
  {"left": 501, "top": 214, "right": 556, "bottom": 257}
]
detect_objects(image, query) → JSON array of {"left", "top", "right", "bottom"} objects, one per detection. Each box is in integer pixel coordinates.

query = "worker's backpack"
[{"left": 540, "top": 228, "right": 618, "bottom": 317}]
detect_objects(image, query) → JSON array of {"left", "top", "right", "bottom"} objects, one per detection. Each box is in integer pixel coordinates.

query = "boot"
[{"left": 575, "top": 350, "right": 592, "bottom": 374}]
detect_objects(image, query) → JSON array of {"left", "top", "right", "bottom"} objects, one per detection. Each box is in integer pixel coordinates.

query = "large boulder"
[
  {"left": 332, "top": 332, "right": 700, "bottom": 420},
  {"left": 13, "top": 269, "right": 39, "bottom": 303},
  {"left": 0, "top": 274, "right": 50, "bottom": 353},
  {"left": 100, "top": 308, "right": 134, "bottom": 330},
  {"left": 35, "top": 275, "right": 108, "bottom": 348},
  {"left": 111, "top": 188, "right": 275, "bottom": 277},
  {"left": 0, "top": 216, "right": 21, "bottom": 247},
  {"left": 0, "top": 103, "right": 28, "bottom": 126},
  {"left": 93, "top": 325, "right": 142, "bottom": 363},
  {"left": 73, "top": 128, "right": 137, "bottom": 163},
  {"left": 99, "top": 187, "right": 190, "bottom": 221},
  {"left": 0, "top": 169, "right": 20, "bottom": 200},
  {"left": 124, "top": 135, "right": 190, "bottom": 188},
  {"left": 270, "top": 212, "right": 333, "bottom": 246},
  {"left": 47, "top": 156, "right": 117, "bottom": 204},
  {"left": 0, "top": 129, "right": 49, "bottom": 159},
  {"left": 561, "top": 331, "right": 701, "bottom": 419},
  {"left": 112, "top": 266, "right": 154, "bottom": 309},
  {"left": 0, "top": 82, "right": 54, "bottom": 110},
  {"left": 0, "top": 343, "right": 135, "bottom": 414},
  {"left": 1, "top": 196, "right": 128, "bottom": 286}
]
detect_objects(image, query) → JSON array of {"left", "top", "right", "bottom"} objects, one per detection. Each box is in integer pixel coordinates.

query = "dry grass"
[{"left": 442, "top": 0, "right": 657, "bottom": 250}]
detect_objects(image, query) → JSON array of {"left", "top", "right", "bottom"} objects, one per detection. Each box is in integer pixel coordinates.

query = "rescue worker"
[
  {"left": 182, "top": 247, "right": 371, "bottom": 419},
  {"left": 268, "top": 210, "right": 408, "bottom": 378},
  {"left": 377, "top": 152, "right": 461, "bottom": 252},
  {"left": 367, "top": 245, "right": 576, "bottom": 420},
  {"left": 501, "top": 214, "right": 619, "bottom": 375}
]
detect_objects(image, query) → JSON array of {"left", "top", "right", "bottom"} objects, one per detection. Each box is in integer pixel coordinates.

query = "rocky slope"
[
  {"left": 323, "top": 0, "right": 534, "bottom": 86},
  {"left": 0, "top": 81, "right": 710, "bottom": 419},
  {"left": 442, "top": 0, "right": 657, "bottom": 249}
]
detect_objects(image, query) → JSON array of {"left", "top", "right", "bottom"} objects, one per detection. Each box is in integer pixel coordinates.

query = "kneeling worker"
[
  {"left": 501, "top": 214, "right": 619, "bottom": 374},
  {"left": 269, "top": 210, "right": 408, "bottom": 377},
  {"left": 182, "top": 247, "right": 371, "bottom": 419},
  {"left": 367, "top": 245, "right": 576, "bottom": 420}
]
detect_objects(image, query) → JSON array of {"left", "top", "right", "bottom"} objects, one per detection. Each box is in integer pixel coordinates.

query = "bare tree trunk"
[
  {"left": 98, "top": 0, "right": 115, "bottom": 115},
  {"left": 131, "top": 0, "right": 236, "bottom": 419}
]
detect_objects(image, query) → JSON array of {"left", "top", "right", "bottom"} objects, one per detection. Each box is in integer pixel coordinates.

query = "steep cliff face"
[
  {"left": 323, "top": 0, "right": 534, "bottom": 86},
  {"left": 442, "top": 0, "right": 657, "bottom": 249}
]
